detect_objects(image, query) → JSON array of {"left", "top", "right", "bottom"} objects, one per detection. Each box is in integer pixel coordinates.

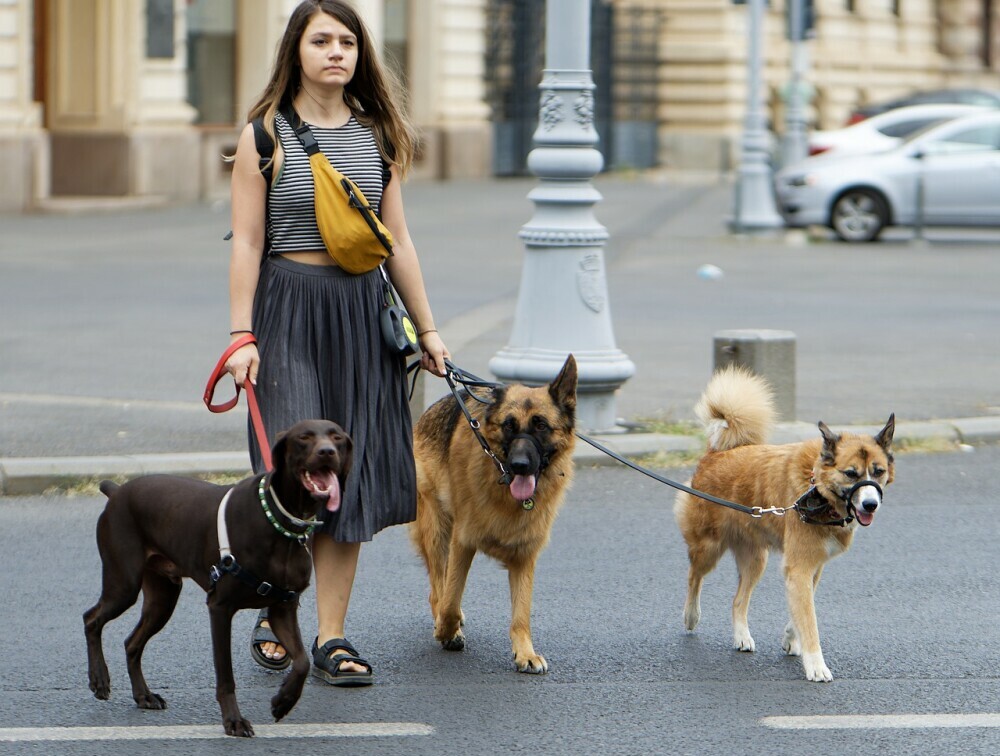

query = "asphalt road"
[
  {"left": 3, "top": 177, "right": 1000, "bottom": 461},
  {"left": 2, "top": 446, "right": 999, "bottom": 755}
]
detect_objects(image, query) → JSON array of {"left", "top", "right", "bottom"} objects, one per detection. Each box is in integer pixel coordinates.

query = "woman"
[{"left": 225, "top": 0, "right": 449, "bottom": 685}]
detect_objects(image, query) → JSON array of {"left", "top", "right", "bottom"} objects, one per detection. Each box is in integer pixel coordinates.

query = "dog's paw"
[
  {"left": 89, "top": 672, "right": 111, "bottom": 701},
  {"left": 437, "top": 628, "right": 465, "bottom": 651},
  {"left": 802, "top": 652, "right": 833, "bottom": 682},
  {"left": 683, "top": 601, "right": 700, "bottom": 631},
  {"left": 134, "top": 691, "right": 167, "bottom": 710},
  {"left": 782, "top": 622, "right": 801, "bottom": 657},
  {"left": 271, "top": 690, "right": 301, "bottom": 722},
  {"left": 514, "top": 651, "right": 548, "bottom": 674},
  {"left": 224, "top": 716, "right": 255, "bottom": 738},
  {"left": 733, "top": 626, "right": 756, "bottom": 653}
]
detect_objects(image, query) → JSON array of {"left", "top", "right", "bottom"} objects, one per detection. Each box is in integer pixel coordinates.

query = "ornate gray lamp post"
[
  {"left": 490, "top": 0, "right": 634, "bottom": 433},
  {"left": 781, "top": 0, "right": 810, "bottom": 168},
  {"left": 730, "top": 0, "right": 784, "bottom": 232}
]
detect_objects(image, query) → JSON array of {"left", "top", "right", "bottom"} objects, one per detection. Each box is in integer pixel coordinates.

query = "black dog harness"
[{"left": 208, "top": 486, "right": 304, "bottom": 602}]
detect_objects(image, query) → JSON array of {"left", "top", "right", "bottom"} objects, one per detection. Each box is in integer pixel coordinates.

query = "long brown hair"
[{"left": 246, "top": 0, "right": 416, "bottom": 176}]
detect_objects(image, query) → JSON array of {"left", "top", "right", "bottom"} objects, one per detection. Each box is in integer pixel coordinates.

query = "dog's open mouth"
[
  {"left": 849, "top": 505, "right": 875, "bottom": 527},
  {"left": 509, "top": 474, "right": 536, "bottom": 502},
  {"left": 302, "top": 469, "right": 341, "bottom": 512},
  {"left": 855, "top": 509, "right": 874, "bottom": 527}
]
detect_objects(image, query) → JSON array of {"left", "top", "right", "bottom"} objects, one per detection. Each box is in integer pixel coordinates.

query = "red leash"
[{"left": 203, "top": 333, "right": 272, "bottom": 471}]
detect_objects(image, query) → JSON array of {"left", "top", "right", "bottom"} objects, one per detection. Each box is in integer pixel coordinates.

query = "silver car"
[{"left": 775, "top": 110, "right": 1000, "bottom": 241}]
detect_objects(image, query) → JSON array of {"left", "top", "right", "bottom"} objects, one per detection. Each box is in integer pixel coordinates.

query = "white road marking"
[
  {"left": 0, "top": 722, "right": 434, "bottom": 742},
  {"left": 762, "top": 713, "right": 1000, "bottom": 730}
]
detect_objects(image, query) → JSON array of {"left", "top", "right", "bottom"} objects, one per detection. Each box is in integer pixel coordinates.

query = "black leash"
[
  {"left": 436, "top": 361, "right": 784, "bottom": 519},
  {"left": 441, "top": 360, "right": 515, "bottom": 486},
  {"left": 572, "top": 433, "right": 788, "bottom": 519},
  {"left": 416, "top": 360, "right": 874, "bottom": 526}
]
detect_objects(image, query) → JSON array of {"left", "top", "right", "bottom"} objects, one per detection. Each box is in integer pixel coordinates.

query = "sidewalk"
[{"left": 2, "top": 173, "right": 999, "bottom": 495}]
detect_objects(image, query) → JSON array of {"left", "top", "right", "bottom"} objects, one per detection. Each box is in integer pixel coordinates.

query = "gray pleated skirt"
[{"left": 249, "top": 255, "right": 415, "bottom": 542}]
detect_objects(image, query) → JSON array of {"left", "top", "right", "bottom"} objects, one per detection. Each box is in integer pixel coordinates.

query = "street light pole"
[
  {"left": 730, "top": 0, "right": 783, "bottom": 232},
  {"left": 490, "top": 0, "right": 634, "bottom": 433},
  {"left": 781, "top": 0, "right": 809, "bottom": 167}
]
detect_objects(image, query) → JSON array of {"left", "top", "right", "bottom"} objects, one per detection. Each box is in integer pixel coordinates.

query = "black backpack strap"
[
  {"left": 223, "top": 117, "right": 274, "bottom": 255},
  {"left": 280, "top": 105, "right": 321, "bottom": 157},
  {"left": 251, "top": 117, "right": 275, "bottom": 186}
]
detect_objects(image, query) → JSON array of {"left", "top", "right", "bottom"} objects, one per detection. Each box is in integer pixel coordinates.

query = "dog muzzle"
[
  {"left": 843, "top": 479, "right": 882, "bottom": 527},
  {"left": 500, "top": 433, "right": 549, "bottom": 507}
]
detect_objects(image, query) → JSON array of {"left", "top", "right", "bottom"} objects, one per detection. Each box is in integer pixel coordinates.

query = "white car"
[
  {"left": 808, "top": 103, "right": 989, "bottom": 158},
  {"left": 775, "top": 110, "right": 1000, "bottom": 242}
]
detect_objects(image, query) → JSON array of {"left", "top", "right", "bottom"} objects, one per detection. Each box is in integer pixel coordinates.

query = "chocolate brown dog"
[{"left": 83, "top": 419, "right": 352, "bottom": 737}]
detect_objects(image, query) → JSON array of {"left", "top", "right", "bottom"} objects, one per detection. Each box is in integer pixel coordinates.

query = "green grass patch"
[
  {"left": 43, "top": 471, "right": 250, "bottom": 498},
  {"left": 630, "top": 417, "right": 703, "bottom": 438},
  {"left": 893, "top": 436, "right": 961, "bottom": 455}
]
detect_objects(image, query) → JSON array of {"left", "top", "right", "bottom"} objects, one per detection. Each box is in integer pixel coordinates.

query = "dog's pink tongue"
[
  {"left": 510, "top": 474, "right": 536, "bottom": 502},
  {"left": 856, "top": 510, "right": 874, "bottom": 527},
  {"left": 326, "top": 475, "right": 341, "bottom": 513}
]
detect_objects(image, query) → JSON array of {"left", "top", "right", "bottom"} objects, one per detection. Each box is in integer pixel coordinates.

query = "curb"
[{"left": 3, "top": 418, "right": 1000, "bottom": 497}]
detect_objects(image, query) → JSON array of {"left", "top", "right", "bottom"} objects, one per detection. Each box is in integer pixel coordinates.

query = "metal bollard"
[{"left": 713, "top": 329, "right": 796, "bottom": 421}]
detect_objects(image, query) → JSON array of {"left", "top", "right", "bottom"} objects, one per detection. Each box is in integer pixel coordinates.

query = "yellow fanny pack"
[{"left": 285, "top": 109, "right": 394, "bottom": 274}]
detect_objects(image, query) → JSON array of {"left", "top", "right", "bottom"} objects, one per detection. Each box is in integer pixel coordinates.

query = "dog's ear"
[
  {"left": 874, "top": 413, "right": 895, "bottom": 451},
  {"left": 270, "top": 430, "right": 289, "bottom": 475},
  {"left": 817, "top": 421, "right": 839, "bottom": 465},
  {"left": 875, "top": 413, "right": 895, "bottom": 484},
  {"left": 549, "top": 354, "right": 578, "bottom": 412},
  {"left": 336, "top": 429, "right": 354, "bottom": 490}
]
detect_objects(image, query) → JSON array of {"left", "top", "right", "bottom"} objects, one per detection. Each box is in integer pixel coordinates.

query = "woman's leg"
[{"left": 312, "top": 534, "right": 368, "bottom": 675}]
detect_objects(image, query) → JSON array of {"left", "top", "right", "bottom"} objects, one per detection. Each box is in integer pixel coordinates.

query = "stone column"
[
  {"left": 939, "top": 0, "right": 984, "bottom": 71},
  {"left": 408, "top": 0, "right": 491, "bottom": 178},
  {"left": 0, "top": 0, "right": 48, "bottom": 210},
  {"left": 43, "top": 0, "right": 197, "bottom": 199}
]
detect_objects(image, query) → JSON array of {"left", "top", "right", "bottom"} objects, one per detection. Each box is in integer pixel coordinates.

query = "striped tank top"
[{"left": 267, "top": 110, "right": 388, "bottom": 256}]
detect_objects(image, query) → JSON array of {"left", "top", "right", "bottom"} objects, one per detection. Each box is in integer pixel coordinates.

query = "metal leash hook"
[{"left": 751, "top": 506, "right": 790, "bottom": 518}]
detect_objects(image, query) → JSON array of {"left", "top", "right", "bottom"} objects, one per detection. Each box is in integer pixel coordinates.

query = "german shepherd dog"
[
  {"left": 674, "top": 366, "right": 894, "bottom": 682},
  {"left": 410, "top": 355, "right": 577, "bottom": 673}
]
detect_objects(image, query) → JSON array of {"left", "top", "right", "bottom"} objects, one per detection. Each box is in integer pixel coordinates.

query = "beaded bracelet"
[{"left": 418, "top": 328, "right": 438, "bottom": 336}]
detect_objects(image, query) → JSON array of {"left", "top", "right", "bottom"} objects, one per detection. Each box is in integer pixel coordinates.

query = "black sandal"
[
  {"left": 311, "top": 637, "right": 374, "bottom": 687},
  {"left": 250, "top": 608, "right": 291, "bottom": 671}
]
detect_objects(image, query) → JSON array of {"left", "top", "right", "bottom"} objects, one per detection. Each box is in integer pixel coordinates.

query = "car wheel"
[{"left": 830, "top": 189, "right": 888, "bottom": 242}]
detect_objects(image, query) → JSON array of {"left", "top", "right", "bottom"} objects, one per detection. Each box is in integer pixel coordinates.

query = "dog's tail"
[
  {"left": 695, "top": 365, "right": 775, "bottom": 452},
  {"left": 98, "top": 480, "right": 119, "bottom": 498}
]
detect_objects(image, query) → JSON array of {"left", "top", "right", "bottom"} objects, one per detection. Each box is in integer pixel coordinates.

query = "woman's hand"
[
  {"left": 418, "top": 331, "right": 450, "bottom": 377},
  {"left": 225, "top": 342, "right": 260, "bottom": 387}
]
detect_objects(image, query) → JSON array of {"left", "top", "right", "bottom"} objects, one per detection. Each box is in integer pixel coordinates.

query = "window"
[
  {"left": 185, "top": 0, "right": 236, "bottom": 125},
  {"left": 878, "top": 118, "right": 950, "bottom": 138},
  {"left": 385, "top": 0, "right": 408, "bottom": 85},
  {"left": 146, "top": 0, "right": 175, "bottom": 59},
  {"left": 929, "top": 124, "right": 1000, "bottom": 153}
]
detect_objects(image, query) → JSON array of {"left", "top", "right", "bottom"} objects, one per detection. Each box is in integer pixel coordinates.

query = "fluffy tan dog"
[{"left": 674, "top": 366, "right": 894, "bottom": 682}]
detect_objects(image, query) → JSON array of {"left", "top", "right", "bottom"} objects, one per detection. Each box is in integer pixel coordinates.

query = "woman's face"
[{"left": 298, "top": 12, "right": 358, "bottom": 90}]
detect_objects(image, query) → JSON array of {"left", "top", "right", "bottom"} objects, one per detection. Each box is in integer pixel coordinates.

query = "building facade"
[{"left": 0, "top": 0, "right": 998, "bottom": 211}]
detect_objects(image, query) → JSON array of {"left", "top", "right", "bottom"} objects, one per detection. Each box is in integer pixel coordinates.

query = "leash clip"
[{"left": 751, "top": 506, "right": 788, "bottom": 518}]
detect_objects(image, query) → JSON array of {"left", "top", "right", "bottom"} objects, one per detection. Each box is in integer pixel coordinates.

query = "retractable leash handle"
[{"left": 202, "top": 333, "right": 273, "bottom": 471}]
